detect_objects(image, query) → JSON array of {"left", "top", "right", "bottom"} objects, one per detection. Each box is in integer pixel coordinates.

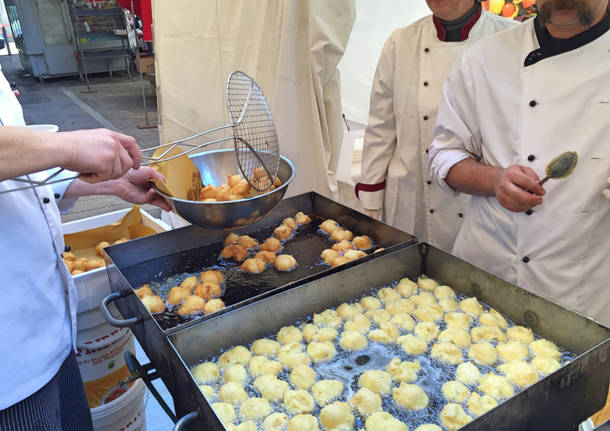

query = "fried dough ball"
[
  {"left": 330, "top": 256, "right": 350, "bottom": 267},
  {"left": 278, "top": 346, "right": 310, "bottom": 370},
  {"left": 471, "top": 326, "right": 506, "bottom": 343},
  {"left": 359, "top": 370, "right": 392, "bottom": 395},
  {"left": 201, "top": 184, "right": 219, "bottom": 200},
  {"left": 263, "top": 413, "right": 288, "bottom": 431},
  {"left": 275, "top": 254, "right": 297, "bottom": 271},
  {"left": 415, "top": 425, "right": 442, "bottom": 431},
  {"left": 343, "top": 314, "right": 371, "bottom": 333},
  {"left": 417, "top": 276, "right": 439, "bottom": 292},
  {"left": 498, "top": 360, "right": 539, "bottom": 388},
  {"left": 439, "top": 298, "right": 459, "bottom": 312},
  {"left": 212, "top": 402, "right": 235, "bottom": 426},
  {"left": 438, "top": 328, "right": 471, "bottom": 347},
  {"left": 350, "top": 387, "right": 382, "bottom": 416},
  {"left": 440, "top": 403, "right": 473, "bottom": 431},
  {"left": 478, "top": 374, "right": 514, "bottom": 400},
  {"left": 241, "top": 257, "right": 266, "bottom": 274},
  {"left": 95, "top": 241, "right": 111, "bottom": 258},
  {"left": 63, "top": 251, "right": 76, "bottom": 261},
  {"left": 178, "top": 295, "right": 206, "bottom": 315},
  {"left": 506, "top": 325, "right": 534, "bottom": 344},
  {"left": 456, "top": 362, "right": 482, "bottom": 385},
  {"left": 282, "top": 217, "right": 298, "bottom": 230},
  {"left": 194, "top": 282, "right": 222, "bottom": 300},
  {"left": 387, "top": 357, "right": 420, "bottom": 383},
  {"left": 223, "top": 364, "right": 248, "bottom": 385},
  {"left": 442, "top": 381, "right": 471, "bottom": 403},
  {"left": 167, "top": 286, "right": 190, "bottom": 305},
  {"left": 85, "top": 258, "right": 105, "bottom": 271},
  {"left": 529, "top": 339, "right": 561, "bottom": 361},
  {"left": 290, "top": 365, "right": 316, "bottom": 389},
  {"left": 445, "top": 312, "right": 473, "bottom": 329},
  {"left": 313, "top": 309, "right": 342, "bottom": 328},
  {"left": 204, "top": 298, "right": 225, "bottom": 314},
  {"left": 253, "top": 375, "right": 289, "bottom": 401},
  {"left": 415, "top": 322, "right": 440, "bottom": 341},
  {"left": 365, "top": 309, "right": 391, "bottom": 325},
  {"left": 294, "top": 211, "right": 311, "bottom": 224},
  {"left": 414, "top": 304, "right": 444, "bottom": 322},
  {"left": 248, "top": 356, "right": 283, "bottom": 377},
  {"left": 411, "top": 291, "right": 437, "bottom": 306},
  {"left": 260, "top": 237, "right": 282, "bottom": 253},
  {"left": 199, "top": 384, "right": 214, "bottom": 398},
  {"left": 224, "top": 232, "right": 239, "bottom": 246},
  {"left": 398, "top": 334, "right": 428, "bottom": 355},
  {"left": 497, "top": 340, "right": 529, "bottom": 362},
  {"left": 467, "top": 392, "right": 498, "bottom": 417},
  {"left": 336, "top": 302, "right": 362, "bottom": 320},
  {"left": 303, "top": 325, "right": 338, "bottom": 343},
  {"left": 180, "top": 275, "right": 199, "bottom": 290},
  {"left": 469, "top": 342, "right": 497, "bottom": 366},
  {"left": 320, "top": 219, "right": 340, "bottom": 234},
  {"left": 365, "top": 412, "right": 407, "bottom": 431},
  {"left": 277, "top": 326, "right": 303, "bottom": 344},
  {"left": 141, "top": 295, "right": 165, "bottom": 314},
  {"left": 237, "top": 235, "right": 258, "bottom": 249},
  {"left": 479, "top": 309, "right": 508, "bottom": 329},
  {"left": 340, "top": 330, "right": 368, "bottom": 351},
  {"left": 254, "top": 250, "right": 277, "bottom": 264},
  {"left": 307, "top": 341, "right": 336, "bottom": 362},
  {"left": 219, "top": 382, "right": 249, "bottom": 404},
  {"left": 431, "top": 342, "right": 463, "bottom": 365},
  {"left": 320, "top": 401, "right": 354, "bottom": 430},
  {"left": 135, "top": 284, "right": 153, "bottom": 298},
  {"left": 331, "top": 229, "right": 353, "bottom": 242},
  {"left": 274, "top": 225, "right": 293, "bottom": 241},
  {"left": 287, "top": 414, "right": 319, "bottom": 431},
  {"left": 391, "top": 313, "right": 416, "bottom": 331},
  {"left": 532, "top": 355, "right": 561, "bottom": 375},
  {"left": 331, "top": 240, "right": 353, "bottom": 253},
  {"left": 459, "top": 297, "right": 483, "bottom": 317},
  {"left": 392, "top": 383, "right": 429, "bottom": 410},
  {"left": 240, "top": 397, "right": 271, "bottom": 420},
  {"left": 312, "top": 379, "right": 344, "bottom": 406},
  {"left": 218, "top": 346, "right": 252, "bottom": 369},
  {"left": 284, "top": 389, "right": 315, "bottom": 414},
  {"left": 434, "top": 285, "right": 456, "bottom": 300},
  {"left": 386, "top": 298, "right": 416, "bottom": 315},
  {"left": 321, "top": 249, "right": 340, "bottom": 264},
  {"left": 377, "top": 287, "right": 401, "bottom": 304},
  {"left": 221, "top": 244, "right": 248, "bottom": 262},
  {"left": 251, "top": 338, "right": 280, "bottom": 357},
  {"left": 233, "top": 421, "right": 257, "bottom": 431},
  {"left": 200, "top": 270, "right": 224, "bottom": 284},
  {"left": 396, "top": 277, "right": 418, "bottom": 296},
  {"left": 369, "top": 321, "right": 399, "bottom": 343},
  {"left": 343, "top": 249, "right": 367, "bottom": 261},
  {"left": 192, "top": 362, "right": 220, "bottom": 384},
  {"left": 360, "top": 296, "right": 382, "bottom": 311},
  {"left": 352, "top": 235, "right": 373, "bottom": 250}
]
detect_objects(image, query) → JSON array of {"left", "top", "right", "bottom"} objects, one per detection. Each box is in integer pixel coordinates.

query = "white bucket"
[
  {"left": 90, "top": 378, "right": 148, "bottom": 431},
  {"left": 76, "top": 305, "right": 135, "bottom": 408}
]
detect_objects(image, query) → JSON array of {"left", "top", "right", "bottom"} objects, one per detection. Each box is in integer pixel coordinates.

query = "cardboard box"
[
  {"left": 63, "top": 207, "right": 171, "bottom": 313},
  {"left": 136, "top": 55, "right": 155, "bottom": 74}
]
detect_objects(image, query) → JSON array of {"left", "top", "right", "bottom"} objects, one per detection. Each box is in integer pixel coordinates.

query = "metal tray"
[{"left": 166, "top": 244, "right": 609, "bottom": 431}]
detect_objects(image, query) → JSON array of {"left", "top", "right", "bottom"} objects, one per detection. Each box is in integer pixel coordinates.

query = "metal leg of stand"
[
  {"left": 80, "top": 50, "right": 97, "bottom": 94},
  {"left": 135, "top": 47, "right": 157, "bottom": 129}
]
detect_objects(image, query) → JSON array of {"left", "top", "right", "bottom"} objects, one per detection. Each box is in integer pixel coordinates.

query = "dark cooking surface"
[{"left": 119, "top": 216, "right": 386, "bottom": 331}]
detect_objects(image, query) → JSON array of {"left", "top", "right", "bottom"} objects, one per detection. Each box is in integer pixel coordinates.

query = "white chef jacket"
[
  {"left": 429, "top": 16, "right": 610, "bottom": 326},
  {"left": 356, "top": 7, "right": 517, "bottom": 251},
  {"left": 0, "top": 68, "right": 78, "bottom": 408}
]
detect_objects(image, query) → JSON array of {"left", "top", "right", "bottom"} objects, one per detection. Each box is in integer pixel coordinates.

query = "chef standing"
[
  {"left": 355, "top": 0, "right": 517, "bottom": 251},
  {"left": 428, "top": 0, "right": 610, "bottom": 325}
]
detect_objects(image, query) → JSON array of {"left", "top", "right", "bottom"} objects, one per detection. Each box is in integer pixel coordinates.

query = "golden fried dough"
[
  {"left": 440, "top": 403, "right": 473, "bottom": 431},
  {"left": 203, "top": 298, "right": 225, "bottom": 314},
  {"left": 273, "top": 225, "right": 293, "bottom": 241},
  {"left": 431, "top": 342, "right": 463, "bottom": 365},
  {"left": 167, "top": 286, "right": 190, "bottom": 305},
  {"left": 178, "top": 295, "right": 206, "bottom": 315},
  {"left": 331, "top": 229, "right": 353, "bottom": 242},
  {"left": 260, "top": 237, "right": 282, "bottom": 253},
  {"left": 319, "top": 401, "right": 354, "bottom": 430},
  {"left": 192, "top": 362, "right": 219, "bottom": 384},
  {"left": 224, "top": 232, "right": 239, "bottom": 246},
  {"left": 193, "top": 282, "right": 221, "bottom": 300},
  {"left": 141, "top": 295, "right": 165, "bottom": 314},
  {"left": 284, "top": 389, "right": 315, "bottom": 414},
  {"left": 282, "top": 217, "right": 298, "bottom": 230},
  {"left": 350, "top": 387, "right": 382, "bottom": 416},
  {"left": 392, "top": 383, "right": 429, "bottom": 410},
  {"left": 331, "top": 240, "right": 353, "bottom": 253},
  {"left": 321, "top": 249, "right": 340, "bottom": 264},
  {"left": 352, "top": 235, "right": 373, "bottom": 250},
  {"left": 221, "top": 244, "right": 248, "bottom": 262},
  {"left": 237, "top": 235, "right": 258, "bottom": 249},
  {"left": 135, "top": 285, "right": 153, "bottom": 298},
  {"left": 294, "top": 211, "right": 311, "bottom": 224},
  {"left": 254, "top": 250, "right": 277, "bottom": 264},
  {"left": 200, "top": 270, "right": 223, "bottom": 284},
  {"left": 275, "top": 254, "right": 297, "bottom": 271},
  {"left": 241, "top": 257, "right": 266, "bottom": 274}
]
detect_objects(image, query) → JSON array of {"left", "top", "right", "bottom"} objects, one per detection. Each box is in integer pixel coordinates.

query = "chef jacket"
[
  {"left": 429, "top": 15, "right": 610, "bottom": 326},
  {"left": 0, "top": 68, "right": 78, "bottom": 408},
  {"left": 356, "top": 6, "right": 517, "bottom": 251}
]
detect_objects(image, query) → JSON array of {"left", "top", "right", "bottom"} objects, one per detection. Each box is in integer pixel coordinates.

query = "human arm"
[{"left": 0, "top": 126, "right": 140, "bottom": 182}]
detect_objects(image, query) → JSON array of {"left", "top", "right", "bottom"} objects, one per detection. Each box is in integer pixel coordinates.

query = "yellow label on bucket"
[{"left": 84, "top": 365, "right": 133, "bottom": 408}]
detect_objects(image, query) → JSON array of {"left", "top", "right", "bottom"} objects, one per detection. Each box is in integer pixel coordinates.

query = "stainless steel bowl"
[{"left": 156, "top": 149, "right": 295, "bottom": 230}]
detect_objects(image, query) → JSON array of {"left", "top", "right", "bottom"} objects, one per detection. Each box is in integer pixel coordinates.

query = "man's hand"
[
  {"left": 109, "top": 167, "right": 171, "bottom": 211},
  {"left": 56, "top": 129, "right": 141, "bottom": 183},
  {"left": 362, "top": 208, "right": 381, "bottom": 220},
  {"left": 493, "top": 165, "right": 545, "bottom": 212}
]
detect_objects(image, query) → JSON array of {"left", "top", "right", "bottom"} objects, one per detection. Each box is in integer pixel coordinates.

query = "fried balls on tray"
[
  {"left": 254, "top": 375, "right": 289, "bottom": 401},
  {"left": 290, "top": 365, "right": 316, "bottom": 390},
  {"left": 478, "top": 373, "right": 515, "bottom": 400},
  {"left": 386, "top": 357, "right": 420, "bottom": 383},
  {"left": 260, "top": 237, "right": 282, "bottom": 253},
  {"left": 392, "top": 383, "right": 429, "bottom": 410},
  {"left": 192, "top": 361, "right": 220, "bottom": 384},
  {"left": 200, "top": 269, "right": 223, "bottom": 284},
  {"left": 497, "top": 340, "right": 529, "bottom": 363},
  {"left": 440, "top": 403, "right": 473, "bottom": 431},
  {"left": 141, "top": 295, "right": 165, "bottom": 313},
  {"left": 312, "top": 380, "right": 344, "bottom": 406},
  {"left": 241, "top": 257, "right": 266, "bottom": 274},
  {"left": 306, "top": 341, "right": 336, "bottom": 362},
  {"left": 431, "top": 342, "right": 463, "bottom": 365},
  {"left": 284, "top": 389, "right": 315, "bottom": 414},
  {"left": 219, "top": 382, "right": 249, "bottom": 404},
  {"left": 277, "top": 326, "right": 303, "bottom": 344},
  {"left": 456, "top": 362, "right": 482, "bottom": 385},
  {"left": 194, "top": 282, "right": 222, "bottom": 300},
  {"left": 294, "top": 211, "right": 311, "bottom": 224},
  {"left": 330, "top": 256, "right": 350, "bottom": 268},
  {"left": 221, "top": 244, "right": 248, "bottom": 262},
  {"left": 497, "top": 360, "right": 539, "bottom": 388},
  {"left": 249, "top": 356, "right": 283, "bottom": 377},
  {"left": 263, "top": 413, "right": 288, "bottom": 431},
  {"left": 331, "top": 240, "right": 353, "bottom": 253},
  {"left": 204, "top": 298, "right": 225, "bottom": 314},
  {"left": 218, "top": 346, "right": 252, "bottom": 369},
  {"left": 251, "top": 338, "right": 281, "bottom": 357},
  {"left": 237, "top": 235, "right": 259, "bottom": 249},
  {"left": 212, "top": 402, "right": 234, "bottom": 426},
  {"left": 135, "top": 285, "right": 153, "bottom": 298},
  {"left": 321, "top": 249, "right": 340, "bottom": 264},
  {"left": 529, "top": 338, "right": 561, "bottom": 361},
  {"left": 319, "top": 401, "right": 354, "bottom": 430},
  {"left": 275, "top": 254, "right": 297, "bottom": 271},
  {"left": 254, "top": 250, "right": 277, "bottom": 264},
  {"left": 350, "top": 387, "right": 382, "bottom": 417},
  {"left": 282, "top": 217, "right": 298, "bottom": 230},
  {"left": 359, "top": 370, "right": 392, "bottom": 395},
  {"left": 178, "top": 295, "right": 206, "bottom": 316},
  {"left": 353, "top": 235, "right": 373, "bottom": 250},
  {"left": 224, "top": 232, "right": 239, "bottom": 246},
  {"left": 223, "top": 363, "right": 248, "bottom": 385},
  {"left": 167, "top": 286, "right": 191, "bottom": 305},
  {"left": 365, "top": 412, "right": 406, "bottom": 431},
  {"left": 532, "top": 355, "right": 561, "bottom": 375},
  {"left": 469, "top": 342, "right": 498, "bottom": 366},
  {"left": 240, "top": 397, "right": 271, "bottom": 420},
  {"left": 467, "top": 392, "right": 498, "bottom": 417},
  {"left": 442, "top": 381, "right": 471, "bottom": 403},
  {"left": 507, "top": 325, "right": 534, "bottom": 344},
  {"left": 331, "top": 229, "right": 353, "bottom": 242},
  {"left": 319, "top": 219, "right": 340, "bottom": 234},
  {"left": 339, "top": 330, "right": 368, "bottom": 351},
  {"left": 180, "top": 275, "right": 199, "bottom": 290},
  {"left": 287, "top": 414, "right": 319, "bottom": 431},
  {"left": 273, "top": 224, "right": 293, "bottom": 241}
]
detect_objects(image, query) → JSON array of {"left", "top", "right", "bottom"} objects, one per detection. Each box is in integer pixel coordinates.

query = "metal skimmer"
[{"left": 1, "top": 71, "right": 279, "bottom": 194}]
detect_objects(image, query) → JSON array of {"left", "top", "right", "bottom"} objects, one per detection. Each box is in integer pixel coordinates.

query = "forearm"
[
  {"left": 445, "top": 158, "right": 502, "bottom": 197},
  {"left": 64, "top": 178, "right": 117, "bottom": 198},
  {"left": 0, "top": 127, "right": 70, "bottom": 180}
]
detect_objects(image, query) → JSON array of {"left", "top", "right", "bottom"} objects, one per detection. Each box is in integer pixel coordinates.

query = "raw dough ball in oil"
[
  {"left": 365, "top": 412, "right": 407, "bottom": 431},
  {"left": 312, "top": 379, "right": 344, "bottom": 406},
  {"left": 359, "top": 370, "right": 393, "bottom": 395},
  {"left": 284, "top": 389, "right": 315, "bottom": 414},
  {"left": 469, "top": 342, "right": 498, "bottom": 366},
  {"left": 392, "top": 383, "right": 429, "bottom": 410},
  {"left": 440, "top": 403, "right": 473, "bottom": 431},
  {"left": 467, "top": 392, "right": 498, "bottom": 417},
  {"left": 287, "top": 414, "right": 320, "bottom": 431},
  {"left": 349, "top": 387, "right": 382, "bottom": 416},
  {"left": 442, "top": 380, "right": 471, "bottom": 403},
  {"left": 319, "top": 401, "right": 355, "bottom": 431}
]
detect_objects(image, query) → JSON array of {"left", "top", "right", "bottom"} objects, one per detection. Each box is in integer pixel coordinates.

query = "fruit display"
[{"left": 481, "top": 0, "right": 537, "bottom": 20}]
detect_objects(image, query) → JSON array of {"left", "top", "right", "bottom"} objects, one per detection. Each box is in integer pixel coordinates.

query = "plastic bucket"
[
  {"left": 76, "top": 305, "right": 135, "bottom": 408},
  {"left": 90, "top": 378, "right": 148, "bottom": 431}
]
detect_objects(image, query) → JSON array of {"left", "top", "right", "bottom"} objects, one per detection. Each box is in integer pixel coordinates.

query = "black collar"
[{"left": 524, "top": 11, "right": 610, "bottom": 66}]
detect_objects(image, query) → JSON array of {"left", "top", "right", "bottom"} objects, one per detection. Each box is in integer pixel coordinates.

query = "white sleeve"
[
  {"left": 428, "top": 54, "right": 483, "bottom": 196},
  {"left": 38, "top": 168, "right": 79, "bottom": 214},
  {"left": 356, "top": 33, "right": 398, "bottom": 210}
]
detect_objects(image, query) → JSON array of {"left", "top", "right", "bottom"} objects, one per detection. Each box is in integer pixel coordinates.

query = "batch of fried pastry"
[
  {"left": 135, "top": 270, "right": 227, "bottom": 317},
  {"left": 62, "top": 238, "right": 128, "bottom": 275},
  {"left": 318, "top": 219, "right": 377, "bottom": 267},
  {"left": 200, "top": 173, "right": 282, "bottom": 202},
  {"left": 189, "top": 276, "right": 568, "bottom": 431}
]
